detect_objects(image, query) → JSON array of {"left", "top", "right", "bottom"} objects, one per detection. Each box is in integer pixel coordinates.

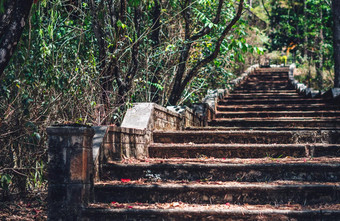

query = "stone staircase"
[{"left": 83, "top": 68, "right": 340, "bottom": 220}]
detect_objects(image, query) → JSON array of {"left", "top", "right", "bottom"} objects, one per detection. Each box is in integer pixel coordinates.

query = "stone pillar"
[{"left": 47, "top": 125, "right": 95, "bottom": 221}]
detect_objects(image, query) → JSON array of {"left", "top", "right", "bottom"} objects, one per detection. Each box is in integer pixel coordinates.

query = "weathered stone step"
[
  {"left": 186, "top": 126, "right": 339, "bottom": 131},
  {"left": 94, "top": 181, "right": 340, "bottom": 205},
  {"left": 153, "top": 130, "right": 340, "bottom": 144},
  {"left": 218, "top": 98, "right": 333, "bottom": 105},
  {"left": 235, "top": 86, "right": 290, "bottom": 90},
  {"left": 231, "top": 89, "right": 297, "bottom": 93},
  {"left": 240, "top": 81, "right": 288, "bottom": 84},
  {"left": 148, "top": 143, "right": 340, "bottom": 158},
  {"left": 225, "top": 96, "right": 304, "bottom": 101},
  {"left": 101, "top": 158, "right": 340, "bottom": 182},
  {"left": 217, "top": 104, "right": 340, "bottom": 111},
  {"left": 215, "top": 111, "right": 340, "bottom": 118},
  {"left": 247, "top": 76, "right": 288, "bottom": 80},
  {"left": 255, "top": 68, "right": 289, "bottom": 73},
  {"left": 247, "top": 78, "right": 288, "bottom": 82},
  {"left": 227, "top": 93, "right": 300, "bottom": 99},
  {"left": 210, "top": 118, "right": 340, "bottom": 128},
  {"left": 84, "top": 203, "right": 340, "bottom": 221}
]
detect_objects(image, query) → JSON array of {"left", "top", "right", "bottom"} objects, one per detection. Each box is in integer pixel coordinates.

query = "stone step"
[
  {"left": 255, "top": 69, "right": 289, "bottom": 73},
  {"left": 231, "top": 89, "right": 297, "bottom": 93},
  {"left": 209, "top": 118, "right": 340, "bottom": 128},
  {"left": 225, "top": 96, "right": 304, "bottom": 100},
  {"left": 101, "top": 158, "right": 340, "bottom": 182},
  {"left": 83, "top": 203, "right": 340, "bottom": 221},
  {"left": 247, "top": 78, "right": 288, "bottom": 82},
  {"left": 247, "top": 76, "right": 288, "bottom": 80},
  {"left": 239, "top": 82, "right": 288, "bottom": 87},
  {"left": 217, "top": 104, "right": 340, "bottom": 112},
  {"left": 218, "top": 98, "right": 333, "bottom": 105},
  {"left": 148, "top": 143, "right": 340, "bottom": 158},
  {"left": 152, "top": 130, "right": 340, "bottom": 144},
  {"left": 235, "top": 86, "right": 290, "bottom": 90},
  {"left": 227, "top": 93, "right": 301, "bottom": 98},
  {"left": 215, "top": 111, "right": 340, "bottom": 118},
  {"left": 186, "top": 126, "right": 339, "bottom": 131},
  {"left": 94, "top": 181, "right": 340, "bottom": 205}
]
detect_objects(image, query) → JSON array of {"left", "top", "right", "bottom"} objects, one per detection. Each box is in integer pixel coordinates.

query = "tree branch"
[
  {"left": 190, "top": 0, "right": 224, "bottom": 41},
  {"left": 180, "top": 0, "right": 244, "bottom": 91}
]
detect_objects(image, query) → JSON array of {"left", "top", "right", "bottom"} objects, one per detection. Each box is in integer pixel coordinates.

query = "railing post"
[{"left": 46, "top": 125, "right": 95, "bottom": 220}]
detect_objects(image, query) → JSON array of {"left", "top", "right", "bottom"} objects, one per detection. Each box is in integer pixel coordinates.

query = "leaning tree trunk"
[
  {"left": 0, "top": 0, "right": 33, "bottom": 76},
  {"left": 150, "top": 0, "right": 162, "bottom": 103},
  {"left": 315, "top": 8, "right": 324, "bottom": 90},
  {"left": 333, "top": 0, "right": 340, "bottom": 88}
]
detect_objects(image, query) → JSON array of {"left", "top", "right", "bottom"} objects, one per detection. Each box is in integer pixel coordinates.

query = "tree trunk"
[
  {"left": 0, "top": 0, "right": 33, "bottom": 76},
  {"left": 303, "top": 0, "right": 308, "bottom": 59},
  {"left": 316, "top": 6, "right": 324, "bottom": 89},
  {"left": 333, "top": 0, "right": 340, "bottom": 88},
  {"left": 168, "top": 0, "right": 244, "bottom": 105},
  {"left": 150, "top": 0, "right": 161, "bottom": 103}
]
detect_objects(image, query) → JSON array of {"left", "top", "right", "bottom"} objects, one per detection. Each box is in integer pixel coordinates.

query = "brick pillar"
[{"left": 47, "top": 126, "right": 95, "bottom": 220}]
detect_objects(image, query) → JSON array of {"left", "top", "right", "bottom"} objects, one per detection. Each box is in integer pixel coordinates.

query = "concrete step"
[
  {"left": 94, "top": 181, "right": 340, "bottom": 205},
  {"left": 101, "top": 158, "right": 340, "bottom": 182},
  {"left": 153, "top": 130, "right": 340, "bottom": 144},
  {"left": 83, "top": 203, "right": 340, "bottom": 221},
  {"left": 148, "top": 143, "right": 340, "bottom": 158},
  {"left": 209, "top": 118, "right": 340, "bottom": 128},
  {"left": 216, "top": 104, "right": 340, "bottom": 112},
  {"left": 215, "top": 110, "right": 340, "bottom": 118}
]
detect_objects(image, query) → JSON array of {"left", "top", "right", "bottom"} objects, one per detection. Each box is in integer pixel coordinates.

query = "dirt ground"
[{"left": 0, "top": 191, "right": 47, "bottom": 221}]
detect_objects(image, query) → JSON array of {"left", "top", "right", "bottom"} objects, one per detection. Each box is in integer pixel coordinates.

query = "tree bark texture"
[
  {"left": 333, "top": 0, "right": 340, "bottom": 88},
  {"left": 0, "top": 0, "right": 33, "bottom": 76},
  {"left": 315, "top": 7, "right": 324, "bottom": 89},
  {"left": 150, "top": 0, "right": 162, "bottom": 103}
]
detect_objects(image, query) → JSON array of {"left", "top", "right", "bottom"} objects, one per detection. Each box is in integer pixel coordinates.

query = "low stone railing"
[{"left": 289, "top": 63, "right": 340, "bottom": 99}]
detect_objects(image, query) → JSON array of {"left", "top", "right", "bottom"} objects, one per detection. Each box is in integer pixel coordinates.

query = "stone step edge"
[
  {"left": 215, "top": 111, "right": 340, "bottom": 114},
  {"left": 83, "top": 207, "right": 340, "bottom": 218},
  {"left": 149, "top": 143, "right": 339, "bottom": 148},
  {"left": 186, "top": 126, "right": 337, "bottom": 130},
  {"left": 153, "top": 130, "right": 337, "bottom": 135},
  {"left": 95, "top": 182, "right": 340, "bottom": 189},
  {"left": 212, "top": 118, "right": 340, "bottom": 121},
  {"left": 103, "top": 162, "right": 340, "bottom": 169}
]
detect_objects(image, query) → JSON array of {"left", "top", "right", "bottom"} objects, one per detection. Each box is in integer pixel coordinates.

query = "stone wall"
[
  {"left": 97, "top": 103, "right": 206, "bottom": 164},
  {"left": 100, "top": 127, "right": 147, "bottom": 162},
  {"left": 289, "top": 63, "right": 340, "bottom": 99}
]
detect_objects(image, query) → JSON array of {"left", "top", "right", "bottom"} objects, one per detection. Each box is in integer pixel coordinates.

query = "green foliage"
[
  {"left": 0, "top": 0, "right": 267, "bottom": 192},
  {"left": 26, "top": 161, "right": 46, "bottom": 191},
  {"left": 0, "top": 174, "right": 12, "bottom": 191}
]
